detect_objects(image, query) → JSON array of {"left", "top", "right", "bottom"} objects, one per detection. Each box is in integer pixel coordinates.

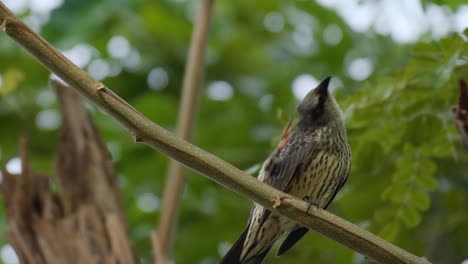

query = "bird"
[{"left": 219, "top": 76, "right": 351, "bottom": 264}]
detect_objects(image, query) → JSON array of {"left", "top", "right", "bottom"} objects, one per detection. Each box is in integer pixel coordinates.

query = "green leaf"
[
  {"left": 415, "top": 173, "right": 437, "bottom": 190},
  {"left": 418, "top": 158, "right": 437, "bottom": 177},
  {"left": 407, "top": 189, "right": 431, "bottom": 211},
  {"left": 0, "top": 68, "right": 25, "bottom": 95},
  {"left": 400, "top": 207, "right": 421, "bottom": 228}
]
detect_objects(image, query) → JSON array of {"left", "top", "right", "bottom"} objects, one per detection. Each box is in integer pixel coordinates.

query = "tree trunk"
[{"left": 1, "top": 84, "right": 135, "bottom": 264}]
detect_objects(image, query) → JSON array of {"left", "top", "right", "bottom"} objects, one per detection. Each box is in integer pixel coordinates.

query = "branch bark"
[
  {"left": 0, "top": 3, "right": 429, "bottom": 264},
  {"left": 156, "top": 1, "right": 214, "bottom": 262}
]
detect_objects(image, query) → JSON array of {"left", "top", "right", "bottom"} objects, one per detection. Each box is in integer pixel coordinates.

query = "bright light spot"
[
  {"left": 339, "top": 1, "right": 376, "bottom": 33},
  {"left": 264, "top": 12, "right": 285, "bottom": 33},
  {"left": 329, "top": 77, "right": 344, "bottom": 93},
  {"left": 244, "top": 163, "right": 261, "bottom": 175},
  {"left": 323, "top": 24, "right": 343, "bottom": 46},
  {"left": 317, "top": 0, "right": 464, "bottom": 43},
  {"left": 50, "top": 74, "right": 66, "bottom": 86},
  {"left": 137, "top": 192, "right": 160, "bottom": 213},
  {"left": 460, "top": 258, "right": 468, "bottom": 264},
  {"left": 376, "top": 0, "right": 427, "bottom": 43},
  {"left": 63, "top": 43, "right": 95, "bottom": 68},
  {"left": 316, "top": 0, "right": 340, "bottom": 8},
  {"left": 36, "top": 109, "right": 61, "bottom": 130},
  {"left": 348, "top": 58, "right": 373, "bottom": 81},
  {"left": 292, "top": 23, "right": 313, "bottom": 48},
  {"left": 0, "top": 244, "right": 19, "bottom": 264},
  {"left": 454, "top": 5, "right": 468, "bottom": 33},
  {"left": 2, "top": 0, "right": 28, "bottom": 14},
  {"left": 88, "top": 59, "right": 110, "bottom": 81},
  {"left": 122, "top": 49, "right": 141, "bottom": 70},
  {"left": 147, "top": 67, "right": 169, "bottom": 91},
  {"left": 207, "top": 81, "right": 233, "bottom": 101},
  {"left": 352, "top": 252, "right": 366, "bottom": 264},
  {"left": 108, "top": 64, "right": 122, "bottom": 77},
  {"left": 36, "top": 89, "right": 56, "bottom": 107},
  {"left": 107, "top": 35, "right": 131, "bottom": 59},
  {"left": 107, "top": 142, "right": 121, "bottom": 161},
  {"left": 6, "top": 157, "right": 22, "bottom": 175},
  {"left": 292, "top": 74, "right": 318, "bottom": 100},
  {"left": 285, "top": 6, "right": 316, "bottom": 28},
  {"left": 426, "top": 4, "right": 452, "bottom": 40},
  {"left": 258, "top": 94, "right": 274, "bottom": 112},
  {"left": 29, "top": 0, "right": 63, "bottom": 14},
  {"left": 316, "top": 0, "right": 376, "bottom": 32},
  {"left": 23, "top": 13, "right": 50, "bottom": 31},
  {"left": 183, "top": 1, "right": 198, "bottom": 22}
]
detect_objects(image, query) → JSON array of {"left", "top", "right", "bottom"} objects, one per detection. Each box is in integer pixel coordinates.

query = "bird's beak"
[{"left": 316, "top": 76, "right": 331, "bottom": 96}]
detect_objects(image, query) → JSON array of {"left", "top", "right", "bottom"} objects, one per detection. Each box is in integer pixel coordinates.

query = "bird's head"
[{"left": 297, "top": 76, "right": 343, "bottom": 126}]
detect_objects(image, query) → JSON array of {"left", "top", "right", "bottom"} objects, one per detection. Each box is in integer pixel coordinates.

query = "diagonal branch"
[
  {"left": 0, "top": 3, "right": 429, "bottom": 264},
  {"left": 156, "top": 1, "right": 214, "bottom": 262}
]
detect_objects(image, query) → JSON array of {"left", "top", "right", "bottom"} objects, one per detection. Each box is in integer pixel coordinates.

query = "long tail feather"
[
  {"left": 276, "top": 227, "right": 309, "bottom": 256},
  {"left": 219, "top": 228, "right": 272, "bottom": 264},
  {"left": 219, "top": 228, "right": 248, "bottom": 264}
]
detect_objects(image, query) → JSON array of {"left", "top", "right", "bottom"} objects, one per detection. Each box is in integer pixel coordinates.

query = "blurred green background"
[{"left": 1, "top": 0, "right": 468, "bottom": 263}]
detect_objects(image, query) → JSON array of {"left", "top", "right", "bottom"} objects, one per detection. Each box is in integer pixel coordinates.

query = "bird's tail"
[{"left": 219, "top": 228, "right": 272, "bottom": 264}]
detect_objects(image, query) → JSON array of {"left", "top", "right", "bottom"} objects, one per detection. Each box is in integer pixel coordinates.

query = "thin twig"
[
  {"left": 151, "top": 232, "right": 165, "bottom": 264},
  {"left": 0, "top": 3, "right": 429, "bottom": 264},
  {"left": 157, "top": 1, "right": 214, "bottom": 262}
]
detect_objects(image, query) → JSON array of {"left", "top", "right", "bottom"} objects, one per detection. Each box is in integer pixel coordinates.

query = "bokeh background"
[{"left": 1, "top": 0, "right": 468, "bottom": 263}]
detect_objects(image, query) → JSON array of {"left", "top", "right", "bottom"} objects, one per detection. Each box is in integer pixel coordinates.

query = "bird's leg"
[{"left": 303, "top": 195, "right": 319, "bottom": 214}]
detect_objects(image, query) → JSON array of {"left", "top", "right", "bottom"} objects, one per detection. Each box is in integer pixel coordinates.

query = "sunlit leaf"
[{"left": 0, "top": 68, "right": 25, "bottom": 96}]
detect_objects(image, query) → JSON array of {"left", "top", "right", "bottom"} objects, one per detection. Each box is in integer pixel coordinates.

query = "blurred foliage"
[{"left": 1, "top": 1, "right": 468, "bottom": 264}]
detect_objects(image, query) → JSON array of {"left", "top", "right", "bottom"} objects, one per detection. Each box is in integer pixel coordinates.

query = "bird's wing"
[
  {"left": 263, "top": 132, "right": 315, "bottom": 192},
  {"left": 323, "top": 163, "right": 350, "bottom": 209}
]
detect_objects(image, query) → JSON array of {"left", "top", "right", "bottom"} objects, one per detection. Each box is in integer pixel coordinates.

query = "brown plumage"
[{"left": 219, "top": 76, "right": 351, "bottom": 264}]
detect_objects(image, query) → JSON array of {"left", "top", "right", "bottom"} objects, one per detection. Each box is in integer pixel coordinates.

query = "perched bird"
[{"left": 219, "top": 76, "right": 351, "bottom": 264}]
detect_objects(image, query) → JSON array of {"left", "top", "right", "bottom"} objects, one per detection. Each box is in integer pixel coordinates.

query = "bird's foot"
[{"left": 303, "top": 196, "right": 319, "bottom": 214}]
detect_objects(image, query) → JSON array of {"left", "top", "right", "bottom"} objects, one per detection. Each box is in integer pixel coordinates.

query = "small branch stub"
[
  {"left": 272, "top": 195, "right": 282, "bottom": 208},
  {"left": 95, "top": 82, "right": 106, "bottom": 100},
  {"left": 0, "top": 19, "right": 6, "bottom": 32},
  {"left": 132, "top": 134, "right": 143, "bottom": 143},
  {"left": 96, "top": 82, "right": 105, "bottom": 91}
]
